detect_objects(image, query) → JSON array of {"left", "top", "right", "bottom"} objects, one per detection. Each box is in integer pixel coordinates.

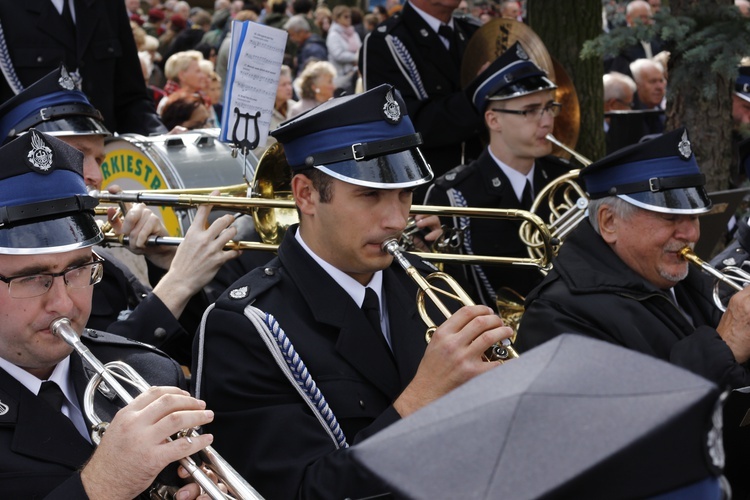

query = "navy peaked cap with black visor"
[
  {"left": 0, "top": 130, "right": 102, "bottom": 254},
  {"left": 581, "top": 127, "right": 711, "bottom": 215},
  {"left": 270, "top": 84, "right": 433, "bottom": 189},
  {"left": 0, "top": 66, "right": 110, "bottom": 145}
]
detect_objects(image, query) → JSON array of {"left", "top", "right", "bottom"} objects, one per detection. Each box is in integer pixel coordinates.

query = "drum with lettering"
[{"left": 101, "top": 128, "right": 258, "bottom": 235}]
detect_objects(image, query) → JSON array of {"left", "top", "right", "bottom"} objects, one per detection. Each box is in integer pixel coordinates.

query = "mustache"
[{"left": 664, "top": 242, "right": 695, "bottom": 253}]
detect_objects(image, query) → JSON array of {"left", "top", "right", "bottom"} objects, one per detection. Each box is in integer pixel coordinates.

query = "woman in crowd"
[
  {"left": 160, "top": 91, "right": 211, "bottom": 130},
  {"left": 287, "top": 61, "right": 336, "bottom": 119},
  {"left": 326, "top": 5, "right": 361, "bottom": 94}
]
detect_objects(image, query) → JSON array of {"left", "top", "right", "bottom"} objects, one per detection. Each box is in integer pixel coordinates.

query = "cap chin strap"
[
  {"left": 0, "top": 194, "right": 97, "bottom": 227},
  {"left": 11, "top": 103, "right": 104, "bottom": 136},
  {"left": 592, "top": 173, "right": 706, "bottom": 198},
  {"left": 303, "top": 133, "right": 422, "bottom": 167}
]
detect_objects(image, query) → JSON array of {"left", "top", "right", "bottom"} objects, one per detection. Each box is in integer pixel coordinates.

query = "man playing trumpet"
[
  {"left": 193, "top": 85, "right": 514, "bottom": 499},
  {"left": 516, "top": 129, "right": 750, "bottom": 496},
  {"left": 0, "top": 130, "right": 216, "bottom": 498}
]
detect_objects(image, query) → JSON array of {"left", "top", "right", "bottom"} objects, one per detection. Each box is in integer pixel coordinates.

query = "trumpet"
[
  {"left": 382, "top": 238, "right": 519, "bottom": 363},
  {"left": 50, "top": 318, "right": 264, "bottom": 500},
  {"left": 679, "top": 247, "right": 749, "bottom": 312}
]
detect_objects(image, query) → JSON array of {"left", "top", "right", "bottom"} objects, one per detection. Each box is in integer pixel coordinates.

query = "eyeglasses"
[
  {"left": 491, "top": 102, "right": 562, "bottom": 121},
  {"left": 0, "top": 254, "right": 105, "bottom": 299}
]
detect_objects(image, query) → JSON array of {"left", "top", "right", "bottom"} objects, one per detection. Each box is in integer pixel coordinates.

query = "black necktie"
[
  {"left": 362, "top": 287, "right": 383, "bottom": 336},
  {"left": 437, "top": 24, "right": 460, "bottom": 65},
  {"left": 521, "top": 179, "right": 533, "bottom": 210},
  {"left": 38, "top": 381, "right": 66, "bottom": 413},
  {"left": 61, "top": 0, "right": 76, "bottom": 35}
]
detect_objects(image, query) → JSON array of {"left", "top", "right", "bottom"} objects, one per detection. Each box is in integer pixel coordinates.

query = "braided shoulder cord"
[
  {"left": 0, "top": 20, "right": 23, "bottom": 95},
  {"left": 446, "top": 188, "right": 497, "bottom": 305},
  {"left": 385, "top": 35, "right": 428, "bottom": 100},
  {"left": 244, "top": 305, "right": 348, "bottom": 449}
]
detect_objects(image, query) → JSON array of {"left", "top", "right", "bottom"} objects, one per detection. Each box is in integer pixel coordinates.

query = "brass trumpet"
[
  {"left": 382, "top": 238, "right": 519, "bottom": 363},
  {"left": 50, "top": 318, "right": 264, "bottom": 500},
  {"left": 679, "top": 247, "right": 749, "bottom": 312}
]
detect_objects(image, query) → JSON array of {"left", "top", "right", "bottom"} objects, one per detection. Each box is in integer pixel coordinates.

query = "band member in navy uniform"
[
  {"left": 0, "top": 66, "right": 240, "bottom": 366},
  {"left": 193, "top": 85, "right": 513, "bottom": 500},
  {"left": 425, "top": 42, "right": 573, "bottom": 307},
  {"left": 0, "top": 130, "right": 214, "bottom": 498}
]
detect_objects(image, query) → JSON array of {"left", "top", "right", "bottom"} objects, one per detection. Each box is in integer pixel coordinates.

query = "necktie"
[
  {"left": 437, "top": 24, "right": 460, "bottom": 65},
  {"left": 61, "top": 0, "right": 76, "bottom": 35},
  {"left": 362, "top": 287, "right": 384, "bottom": 338},
  {"left": 38, "top": 381, "right": 66, "bottom": 413},
  {"left": 521, "top": 179, "right": 533, "bottom": 210}
]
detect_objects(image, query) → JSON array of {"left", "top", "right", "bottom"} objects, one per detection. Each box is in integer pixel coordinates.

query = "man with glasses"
[
  {"left": 424, "top": 42, "right": 573, "bottom": 307},
  {"left": 0, "top": 130, "right": 216, "bottom": 498}
]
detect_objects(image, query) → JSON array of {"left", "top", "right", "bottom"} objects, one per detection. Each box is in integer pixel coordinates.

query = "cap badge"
[
  {"left": 229, "top": 286, "right": 248, "bottom": 299},
  {"left": 516, "top": 44, "right": 529, "bottom": 61},
  {"left": 383, "top": 90, "right": 401, "bottom": 124},
  {"left": 491, "top": 177, "right": 502, "bottom": 187},
  {"left": 58, "top": 67, "right": 76, "bottom": 91},
  {"left": 678, "top": 130, "right": 692, "bottom": 159},
  {"left": 743, "top": 83, "right": 750, "bottom": 93},
  {"left": 27, "top": 131, "right": 54, "bottom": 172}
]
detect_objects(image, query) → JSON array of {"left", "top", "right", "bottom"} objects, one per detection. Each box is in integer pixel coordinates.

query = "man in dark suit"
[
  {"left": 359, "top": 0, "right": 483, "bottom": 196},
  {"left": 0, "top": 66, "right": 241, "bottom": 366},
  {"left": 0, "top": 0, "right": 166, "bottom": 135},
  {"left": 0, "top": 131, "right": 214, "bottom": 498},
  {"left": 425, "top": 43, "right": 573, "bottom": 306},
  {"left": 193, "top": 85, "right": 513, "bottom": 500},
  {"left": 603, "top": 0, "right": 663, "bottom": 78}
]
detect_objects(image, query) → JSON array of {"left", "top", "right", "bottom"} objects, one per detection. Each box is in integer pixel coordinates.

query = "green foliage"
[{"left": 581, "top": 4, "right": 750, "bottom": 99}]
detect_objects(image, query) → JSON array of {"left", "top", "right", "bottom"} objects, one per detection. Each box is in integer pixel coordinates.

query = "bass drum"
[{"left": 100, "top": 128, "right": 257, "bottom": 235}]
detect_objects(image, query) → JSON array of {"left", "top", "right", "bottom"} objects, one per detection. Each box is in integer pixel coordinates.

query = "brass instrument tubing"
[
  {"left": 679, "top": 247, "right": 744, "bottom": 292},
  {"left": 545, "top": 134, "right": 593, "bottom": 166}
]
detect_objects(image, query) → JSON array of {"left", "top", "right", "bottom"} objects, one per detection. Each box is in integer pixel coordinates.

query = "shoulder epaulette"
[
  {"left": 218, "top": 263, "right": 283, "bottom": 312},
  {"left": 434, "top": 163, "right": 476, "bottom": 189}
]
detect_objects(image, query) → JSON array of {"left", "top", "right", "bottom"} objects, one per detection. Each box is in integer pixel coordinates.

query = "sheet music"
[{"left": 220, "top": 20, "right": 287, "bottom": 150}]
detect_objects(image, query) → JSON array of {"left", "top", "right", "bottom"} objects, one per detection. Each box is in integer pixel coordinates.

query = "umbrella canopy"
[{"left": 350, "top": 334, "right": 725, "bottom": 500}]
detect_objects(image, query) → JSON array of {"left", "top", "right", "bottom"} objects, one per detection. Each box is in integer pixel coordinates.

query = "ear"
[
  {"left": 598, "top": 204, "right": 619, "bottom": 244},
  {"left": 292, "top": 174, "right": 316, "bottom": 216},
  {"left": 485, "top": 108, "right": 501, "bottom": 133}
]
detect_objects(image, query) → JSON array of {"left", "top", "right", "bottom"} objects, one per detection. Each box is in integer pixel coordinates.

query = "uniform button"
[
  {"left": 108, "top": 47, "right": 114, "bottom": 53},
  {"left": 154, "top": 327, "right": 167, "bottom": 339},
  {"left": 359, "top": 400, "right": 366, "bottom": 409},
  {"left": 141, "top": 293, "right": 148, "bottom": 299},
  {"left": 264, "top": 267, "right": 275, "bottom": 276},
  {"left": 37, "top": 56, "right": 43, "bottom": 63}
]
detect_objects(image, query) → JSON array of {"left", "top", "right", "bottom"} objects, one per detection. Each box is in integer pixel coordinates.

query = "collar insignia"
[
  {"left": 420, "top": 28, "right": 429, "bottom": 37},
  {"left": 445, "top": 173, "right": 456, "bottom": 181},
  {"left": 516, "top": 44, "right": 529, "bottom": 61},
  {"left": 27, "top": 131, "right": 54, "bottom": 173},
  {"left": 491, "top": 177, "right": 502, "bottom": 187},
  {"left": 383, "top": 90, "right": 401, "bottom": 124},
  {"left": 678, "top": 130, "right": 692, "bottom": 159},
  {"left": 229, "top": 286, "right": 248, "bottom": 299},
  {"left": 0, "top": 399, "right": 8, "bottom": 416},
  {"left": 58, "top": 67, "right": 75, "bottom": 91}
]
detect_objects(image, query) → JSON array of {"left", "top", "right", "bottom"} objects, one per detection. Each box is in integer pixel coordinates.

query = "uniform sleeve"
[
  {"left": 42, "top": 473, "right": 88, "bottom": 500},
  {"left": 110, "top": 0, "right": 167, "bottom": 135},
  {"left": 670, "top": 326, "right": 750, "bottom": 389},
  {"left": 193, "top": 305, "right": 398, "bottom": 500}
]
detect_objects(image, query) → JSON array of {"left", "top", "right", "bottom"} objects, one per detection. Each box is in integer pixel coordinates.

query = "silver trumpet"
[{"left": 50, "top": 318, "right": 264, "bottom": 500}]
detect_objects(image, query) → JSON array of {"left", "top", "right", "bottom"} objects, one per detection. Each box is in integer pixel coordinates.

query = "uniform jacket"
[
  {"left": 516, "top": 220, "right": 750, "bottom": 389},
  {"left": 0, "top": 0, "right": 165, "bottom": 135},
  {"left": 424, "top": 149, "right": 572, "bottom": 304},
  {"left": 0, "top": 330, "right": 185, "bottom": 499},
  {"left": 359, "top": 4, "right": 483, "bottom": 180},
  {"left": 193, "top": 225, "right": 440, "bottom": 500},
  {"left": 88, "top": 249, "right": 196, "bottom": 367}
]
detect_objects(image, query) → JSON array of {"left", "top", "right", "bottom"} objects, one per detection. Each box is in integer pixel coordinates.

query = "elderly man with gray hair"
[{"left": 284, "top": 14, "right": 328, "bottom": 76}]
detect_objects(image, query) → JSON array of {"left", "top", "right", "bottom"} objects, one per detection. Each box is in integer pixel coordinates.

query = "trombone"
[
  {"left": 679, "top": 247, "right": 749, "bottom": 312},
  {"left": 94, "top": 191, "right": 555, "bottom": 272},
  {"left": 50, "top": 317, "right": 264, "bottom": 500}
]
